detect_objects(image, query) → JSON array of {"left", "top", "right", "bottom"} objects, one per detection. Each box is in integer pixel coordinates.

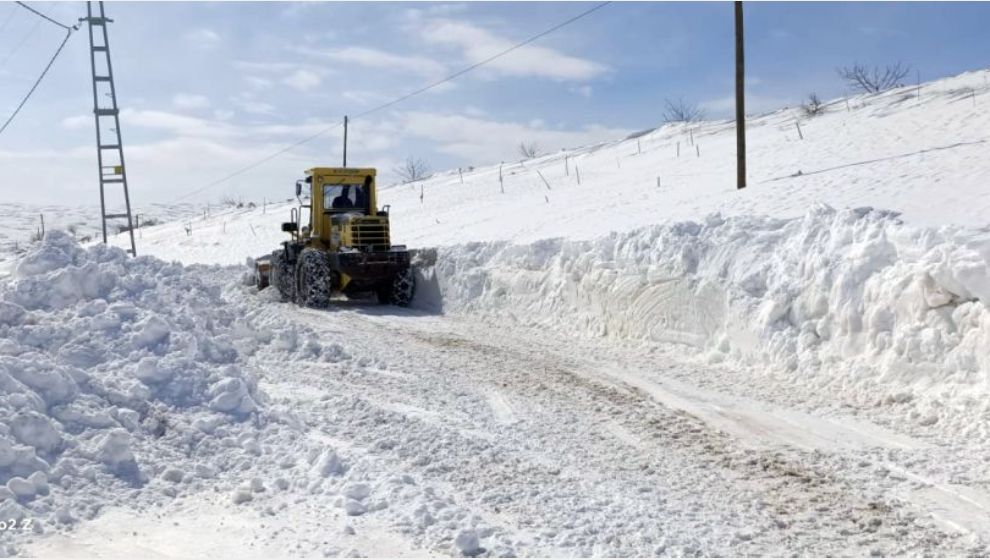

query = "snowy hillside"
[
  {"left": 94, "top": 68, "right": 990, "bottom": 267},
  {"left": 3, "top": 68, "right": 990, "bottom": 556}
]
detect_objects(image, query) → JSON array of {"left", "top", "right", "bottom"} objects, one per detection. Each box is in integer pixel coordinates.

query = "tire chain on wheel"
[
  {"left": 388, "top": 267, "right": 416, "bottom": 307},
  {"left": 296, "top": 248, "right": 332, "bottom": 308},
  {"left": 270, "top": 250, "right": 296, "bottom": 302}
]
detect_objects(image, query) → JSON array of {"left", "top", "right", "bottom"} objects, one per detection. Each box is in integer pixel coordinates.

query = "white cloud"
[
  {"left": 342, "top": 90, "right": 393, "bottom": 106},
  {"left": 393, "top": 111, "right": 629, "bottom": 163},
  {"left": 419, "top": 19, "right": 607, "bottom": 81},
  {"left": 172, "top": 93, "right": 211, "bottom": 110},
  {"left": 235, "top": 99, "right": 277, "bottom": 115},
  {"left": 61, "top": 115, "right": 90, "bottom": 130},
  {"left": 184, "top": 28, "right": 221, "bottom": 49},
  {"left": 244, "top": 76, "right": 274, "bottom": 90},
  {"left": 31, "top": 107, "right": 630, "bottom": 204},
  {"left": 294, "top": 46, "right": 446, "bottom": 78},
  {"left": 234, "top": 60, "right": 301, "bottom": 73},
  {"left": 569, "top": 85, "right": 593, "bottom": 98},
  {"left": 282, "top": 69, "right": 322, "bottom": 92},
  {"left": 230, "top": 91, "right": 277, "bottom": 115}
]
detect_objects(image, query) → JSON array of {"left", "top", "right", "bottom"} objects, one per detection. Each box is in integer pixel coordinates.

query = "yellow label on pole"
[{"left": 113, "top": 165, "right": 123, "bottom": 174}]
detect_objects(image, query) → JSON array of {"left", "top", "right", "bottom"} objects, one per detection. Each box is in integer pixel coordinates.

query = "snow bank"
[
  {"left": 0, "top": 232, "right": 337, "bottom": 540},
  {"left": 432, "top": 205, "right": 990, "bottom": 430}
]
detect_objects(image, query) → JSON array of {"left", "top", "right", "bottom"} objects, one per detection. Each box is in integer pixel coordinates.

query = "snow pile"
[
  {"left": 432, "top": 205, "right": 990, "bottom": 428},
  {"left": 0, "top": 231, "right": 301, "bottom": 535}
]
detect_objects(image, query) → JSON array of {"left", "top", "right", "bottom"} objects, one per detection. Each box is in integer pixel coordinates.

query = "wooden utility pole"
[
  {"left": 342, "top": 115, "right": 348, "bottom": 167},
  {"left": 734, "top": 1, "right": 746, "bottom": 190}
]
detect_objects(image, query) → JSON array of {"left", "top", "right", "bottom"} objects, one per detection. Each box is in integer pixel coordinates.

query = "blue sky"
[{"left": 1, "top": 1, "right": 989, "bottom": 205}]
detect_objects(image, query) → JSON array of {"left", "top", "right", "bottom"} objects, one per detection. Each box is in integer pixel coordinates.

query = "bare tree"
[
  {"left": 220, "top": 194, "right": 243, "bottom": 208},
  {"left": 663, "top": 98, "right": 705, "bottom": 123},
  {"left": 837, "top": 63, "right": 911, "bottom": 94},
  {"left": 802, "top": 92, "right": 825, "bottom": 117},
  {"left": 393, "top": 156, "right": 431, "bottom": 183},
  {"left": 518, "top": 142, "right": 541, "bottom": 159}
]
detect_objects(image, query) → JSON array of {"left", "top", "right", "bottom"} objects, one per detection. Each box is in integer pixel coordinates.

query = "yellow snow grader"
[{"left": 254, "top": 167, "right": 415, "bottom": 307}]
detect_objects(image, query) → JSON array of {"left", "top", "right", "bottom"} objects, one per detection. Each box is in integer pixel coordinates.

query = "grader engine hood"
[{"left": 330, "top": 214, "right": 390, "bottom": 251}]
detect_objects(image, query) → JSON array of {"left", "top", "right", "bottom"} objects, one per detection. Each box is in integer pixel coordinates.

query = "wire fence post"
[
  {"left": 795, "top": 121, "right": 804, "bottom": 140},
  {"left": 537, "top": 169, "right": 552, "bottom": 190},
  {"left": 499, "top": 162, "right": 504, "bottom": 193}
]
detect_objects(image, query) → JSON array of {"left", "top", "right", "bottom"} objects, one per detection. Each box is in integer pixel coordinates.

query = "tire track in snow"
[{"left": 280, "top": 307, "right": 975, "bottom": 555}]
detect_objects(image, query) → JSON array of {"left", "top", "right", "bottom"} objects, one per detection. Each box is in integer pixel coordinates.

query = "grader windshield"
[{"left": 323, "top": 184, "right": 368, "bottom": 213}]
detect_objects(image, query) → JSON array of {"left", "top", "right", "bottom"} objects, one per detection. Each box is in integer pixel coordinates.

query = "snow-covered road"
[
  {"left": 8, "top": 66, "right": 990, "bottom": 557},
  {"left": 30, "top": 289, "right": 989, "bottom": 557}
]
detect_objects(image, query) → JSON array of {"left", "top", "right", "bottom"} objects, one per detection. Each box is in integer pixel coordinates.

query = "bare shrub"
[
  {"left": 838, "top": 63, "right": 911, "bottom": 94},
  {"left": 393, "top": 156, "right": 431, "bottom": 183},
  {"left": 220, "top": 194, "right": 243, "bottom": 208},
  {"left": 518, "top": 142, "right": 541, "bottom": 159},
  {"left": 802, "top": 92, "right": 825, "bottom": 117},
  {"left": 663, "top": 98, "right": 705, "bottom": 123}
]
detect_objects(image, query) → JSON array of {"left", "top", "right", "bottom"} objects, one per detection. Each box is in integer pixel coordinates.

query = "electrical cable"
[
  {"left": 0, "top": 3, "right": 78, "bottom": 135},
  {"left": 14, "top": 1, "right": 73, "bottom": 30},
  {"left": 171, "top": 1, "right": 612, "bottom": 202}
]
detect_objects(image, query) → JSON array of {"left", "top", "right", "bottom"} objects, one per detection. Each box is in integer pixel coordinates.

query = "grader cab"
[{"left": 255, "top": 167, "right": 415, "bottom": 307}]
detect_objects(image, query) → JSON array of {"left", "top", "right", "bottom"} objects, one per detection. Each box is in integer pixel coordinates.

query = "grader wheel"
[
  {"left": 377, "top": 267, "right": 415, "bottom": 307},
  {"left": 296, "top": 248, "right": 331, "bottom": 309},
  {"left": 270, "top": 250, "right": 296, "bottom": 302}
]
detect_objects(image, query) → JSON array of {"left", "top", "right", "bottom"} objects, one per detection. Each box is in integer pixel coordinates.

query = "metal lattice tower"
[{"left": 81, "top": 1, "right": 136, "bottom": 255}]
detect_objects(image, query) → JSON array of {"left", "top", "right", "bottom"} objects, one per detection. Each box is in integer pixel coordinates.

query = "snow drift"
[
  {"left": 432, "top": 205, "right": 990, "bottom": 431},
  {"left": 0, "top": 232, "right": 334, "bottom": 540}
]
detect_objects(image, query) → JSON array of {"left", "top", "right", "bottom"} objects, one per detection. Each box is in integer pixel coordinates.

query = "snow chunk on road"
[{"left": 454, "top": 529, "right": 481, "bottom": 556}]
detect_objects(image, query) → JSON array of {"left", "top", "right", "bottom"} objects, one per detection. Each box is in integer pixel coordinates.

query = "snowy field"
[
  {"left": 0, "top": 202, "right": 198, "bottom": 276},
  {"left": 2, "top": 69, "right": 990, "bottom": 556}
]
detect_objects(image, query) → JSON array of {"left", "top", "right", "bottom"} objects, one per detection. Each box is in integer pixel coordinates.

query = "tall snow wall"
[{"left": 429, "top": 205, "right": 990, "bottom": 429}]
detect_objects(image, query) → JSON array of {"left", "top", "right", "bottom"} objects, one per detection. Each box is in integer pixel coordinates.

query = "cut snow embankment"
[
  {"left": 429, "top": 205, "right": 990, "bottom": 435},
  {"left": 0, "top": 232, "right": 343, "bottom": 553}
]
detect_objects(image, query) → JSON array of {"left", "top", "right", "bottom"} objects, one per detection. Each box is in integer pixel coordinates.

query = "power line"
[
  {"left": 0, "top": 3, "right": 78, "bottom": 135},
  {"left": 351, "top": 1, "right": 612, "bottom": 121},
  {"left": 172, "top": 1, "right": 611, "bottom": 202},
  {"left": 15, "top": 1, "right": 74, "bottom": 30}
]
